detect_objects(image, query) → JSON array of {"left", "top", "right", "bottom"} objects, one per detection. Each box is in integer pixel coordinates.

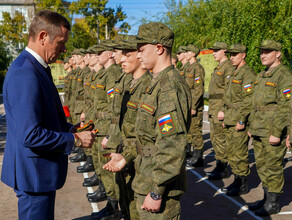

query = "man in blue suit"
[{"left": 1, "top": 10, "right": 95, "bottom": 220}]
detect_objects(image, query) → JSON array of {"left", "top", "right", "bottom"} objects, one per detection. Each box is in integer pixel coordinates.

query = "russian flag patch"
[
  {"left": 107, "top": 88, "right": 114, "bottom": 99},
  {"left": 282, "top": 88, "right": 291, "bottom": 99},
  {"left": 158, "top": 114, "right": 175, "bottom": 135}
]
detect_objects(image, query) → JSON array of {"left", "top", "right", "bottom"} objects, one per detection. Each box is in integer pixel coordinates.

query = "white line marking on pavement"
[
  {"left": 186, "top": 167, "right": 263, "bottom": 220},
  {"left": 203, "top": 120, "right": 210, "bottom": 124},
  {"left": 278, "top": 211, "right": 292, "bottom": 215},
  {"left": 80, "top": 162, "right": 99, "bottom": 213},
  {"left": 0, "top": 113, "right": 5, "bottom": 119}
]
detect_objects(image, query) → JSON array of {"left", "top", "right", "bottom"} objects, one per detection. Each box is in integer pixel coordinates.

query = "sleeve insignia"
[
  {"left": 107, "top": 88, "right": 114, "bottom": 99},
  {"left": 232, "top": 79, "right": 242, "bottom": 84},
  {"left": 195, "top": 77, "right": 201, "bottom": 84},
  {"left": 254, "top": 81, "right": 259, "bottom": 85},
  {"left": 96, "top": 84, "right": 105, "bottom": 89},
  {"left": 91, "top": 86, "right": 96, "bottom": 89},
  {"left": 158, "top": 114, "right": 176, "bottom": 135},
  {"left": 73, "top": 77, "right": 76, "bottom": 80},
  {"left": 282, "top": 88, "right": 291, "bottom": 99},
  {"left": 265, "top": 82, "right": 277, "bottom": 87},
  {"left": 244, "top": 84, "right": 252, "bottom": 93},
  {"left": 188, "top": 74, "right": 194, "bottom": 78},
  {"left": 127, "top": 101, "right": 138, "bottom": 109},
  {"left": 115, "top": 88, "right": 122, "bottom": 93},
  {"left": 140, "top": 103, "right": 155, "bottom": 114},
  {"left": 180, "top": 72, "right": 184, "bottom": 76},
  {"left": 77, "top": 79, "right": 82, "bottom": 82},
  {"left": 216, "top": 71, "right": 223, "bottom": 76}
]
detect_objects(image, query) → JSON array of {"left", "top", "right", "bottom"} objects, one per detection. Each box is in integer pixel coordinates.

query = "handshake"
[{"left": 70, "top": 120, "right": 98, "bottom": 148}]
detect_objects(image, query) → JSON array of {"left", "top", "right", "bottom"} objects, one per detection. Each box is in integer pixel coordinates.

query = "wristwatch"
[
  {"left": 73, "top": 134, "right": 82, "bottom": 147},
  {"left": 238, "top": 121, "right": 244, "bottom": 125},
  {"left": 150, "top": 192, "right": 162, "bottom": 200}
]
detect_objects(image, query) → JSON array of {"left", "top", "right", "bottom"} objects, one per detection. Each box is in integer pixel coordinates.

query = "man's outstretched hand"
[{"left": 103, "top": 153, "right": 127, "bottom": 172}]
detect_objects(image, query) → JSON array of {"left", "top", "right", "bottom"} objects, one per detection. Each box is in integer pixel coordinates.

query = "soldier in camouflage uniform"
[
  {"left": 184, "top": 44, "right": 205, "bottom": 167},
  {"left": 207, "top": 42, "right": 235, "bottom": 180},
  {"left": 248, "top": 40, "right": 292, "bottom": 216},
  {"left": 176, "top": 46, "right": 189, "bottom": 77},
  {"left": 103, "top": 22, "right": 192, "bottom": 219},
  {"left": 219, "top": 44, "right": 256, "bottom": 196},
  {"left": 87, "top": 41, "right": 122, "bottom": 211},
  {"left": 171, "top": 53, "right": 178, "bottom": 68}
]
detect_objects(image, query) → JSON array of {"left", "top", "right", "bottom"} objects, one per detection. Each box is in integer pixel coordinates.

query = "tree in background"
[{"left": 164, "top": 0, "right": 292, "bottom": 72}]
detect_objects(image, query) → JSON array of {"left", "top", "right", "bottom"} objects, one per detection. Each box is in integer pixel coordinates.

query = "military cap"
[
  {"left": 258, "top": 39, "right": 281, "bottom": 51},
  {"left": 63, "top": 57, "right": 70, "bottom": 63},
  {"left": 71, "top": 48, "right": 80, "bottom": 55},
  {"left": 225, "top": 43, "right": 246, "bottom": 53},
  {"left": 112, "top": 35, "right": 138, "bottom": 50},
  {"left": 100, "top": 39, "right": 116, "bottom": 51},
  {"left": 209, "top": 42, "right": 228, "bottom": 50},
  {"left": 177, "top": 46, "right": 188, "bottom": 54},
  {"left": 186, "top": 44, "right": 200, "bottom": 55},
  {"left": 86, "top": 45, "right": 105, "bottom": 54},
  {"left": 79, "top": 48, "right": 87, "bottom": 55},
  {"left": 131, "top": 22, "right": 174, "bottom": 47}
]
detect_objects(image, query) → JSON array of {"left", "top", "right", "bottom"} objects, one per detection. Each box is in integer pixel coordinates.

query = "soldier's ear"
[
  {"left": 276, "top": 51, "right": 282, "bottom": 60},
  {"left": 156, "top": 44, "right": 164, "bottom": 55}
]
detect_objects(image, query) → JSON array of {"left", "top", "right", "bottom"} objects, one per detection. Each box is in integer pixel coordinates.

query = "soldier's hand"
[
  {"left": 102, "top": 153, "right": 126, "bottom": 172},
  {"left": 286, "top": 135, "right": 291, "bottom": 148},
  {"left": 75, "top": 131, "right": 95, "bottom": 148},
  {"left": 236, "top": 122, "right": 245, "bottom": 131},
  {"left": 141, "top": 193, "right": 161, "bottom": 213},
  {"left": 101, "top": 137, "right": 109, "bottom": 149},
  {"left": 218, "top": 111, "right": 224, "bottom": 121},
  {"left": 269, "top": 135, "right": 280, "bottom": 146}
]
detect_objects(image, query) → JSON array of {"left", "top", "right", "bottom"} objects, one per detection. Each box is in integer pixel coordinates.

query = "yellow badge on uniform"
[
  {"left": 216, "top": 71, "right": 223, "bottom": 76},
  {"left": 158, "top": 114, "right": 176, "bottom": 136},
  {"left": 282, "top": 88, "right": 291, "bottom": 100},
  {"left": 232, "top": 79, "right": 242, "bottom": 84},
  {"left": 266, "top": 82, "right": 276, "bottom": 87},
  {"left": 244, "top": 84, "right": 252, "bottom": 93},
  {"left": 107, "top": 88, "right": 114, "bottom": 99},
  {"left": 180, "top": 72, "right": 184, "bottom": 76}
]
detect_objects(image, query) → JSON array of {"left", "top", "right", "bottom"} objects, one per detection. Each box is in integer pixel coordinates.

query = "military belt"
[
  {"left": 136, "top": 144, "right": 156, "bottom": 157},
  {"left": 209, "top": 94, "right": 223, "bottom": 99},
  {"left": 95, "top": 112, "right": 108, "bottom": 119},
  {"left": 253, "top": 105, "right": 277, "bottom": 112},
  {"left": 76, "top": 96, "right": 83, "bottom": 101},
  {"left": 111, "top": 117, "right": 120, "bottom": 124},
  {"left": 226, "top": 103, "right": 242, "bottom": 109},
  {"left": 123, "top": 138, "right": 136, "bottom": 147}
]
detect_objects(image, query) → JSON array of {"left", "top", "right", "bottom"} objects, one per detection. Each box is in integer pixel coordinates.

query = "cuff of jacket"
[
  {"left": 152, "top": 184, "right": 165, "bottom": 195},
  {"left": 272, "top": 126, "right": 283, "bottom": 138},
  {"left": 64, "top": 133, "right": 75, "bottom": 155},
  {"left": 122, "top": 152, "right": 136, "bottom": 164}
]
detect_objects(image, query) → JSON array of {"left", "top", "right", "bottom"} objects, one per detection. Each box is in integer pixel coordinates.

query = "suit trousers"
[{"left": 15, "top": 189, "right": 56, "bottom": 220}]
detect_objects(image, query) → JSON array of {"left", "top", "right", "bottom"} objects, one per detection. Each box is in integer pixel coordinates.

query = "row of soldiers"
[{"left": 63, "top": 21, "right": 292, "bottom": 219}]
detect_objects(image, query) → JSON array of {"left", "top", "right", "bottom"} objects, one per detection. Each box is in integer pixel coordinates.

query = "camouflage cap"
[
  {"left": 225, "top": 43, "right": 246, "bottom": 53},
  {"left": 114, "top": 35, "right": 138, "bottom": 50},
  {"left": 209, "top": 42, "right": 228, "bottom": 50},
  {"left": 258, "top": 39, "right": 281, "bottom": 51},
  {"left": 132, "top": 22, "right": 174, "bottom": 47},
  {"left": 63, "top": 57, "right": 70, "bottom": 63},
  {"left": 71, "top": 48, "right": 80, "bottom": 55},
  {"left": 78, "top": 48, "right": 87, "bottom": 55},
  {"left": 177, "top": 46, "right": 188, "bottom": 54},
  {"left": 100, "top": 39, "right": 116, "bottom": 51},
  {"left": 186, "top": 44, "right": 200, "bottom": 55},
  {"left": 87, "top": 45, "right": 106, "bottom": 54}
]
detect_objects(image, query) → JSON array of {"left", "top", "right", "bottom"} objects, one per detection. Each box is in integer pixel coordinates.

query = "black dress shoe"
[
  {"left": 91, "top": 198, "right": 120, "bottom": 220},
  {"left": 77, "top": 155, "right": 94, "bottom": 173},
  {"left": 83, "top": 173, "right": 99, "bottom": 187},
  {"left": 226, "top": 175, "right": 248, "bottom": 196},
  {"left": 207, "top": 160, "right": 228, "bottom": 180},
  {"left": 71, "top": 146, "right": 79, "bottom": 154},
  {"left": 248, "top": 187, "right": 268, "bottom": 210},
  {"left": 186, "top": 149, "right": 204, "bottom": 167},
  {"left": 254, "top": 192, "right": 280, "bottom": 216},
  {"left": 69, "top": 150, "right": 86, "bottom": 163},
  {"left": 87, "top": 181, "right": 107, "bottom": 203}
]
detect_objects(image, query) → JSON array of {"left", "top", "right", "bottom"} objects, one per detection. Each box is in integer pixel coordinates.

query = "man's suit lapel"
[{"left": 23, "top": 50, "right": 67, "bottom": 121}]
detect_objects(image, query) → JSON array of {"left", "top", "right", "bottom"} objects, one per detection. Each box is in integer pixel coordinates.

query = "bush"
[{"left": 0, "top": 70, "right": 6, "bottom": 93}]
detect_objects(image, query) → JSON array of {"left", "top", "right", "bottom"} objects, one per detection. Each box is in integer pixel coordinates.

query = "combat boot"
[
  {"left": 186, "top": 143, "right": 192, "bottom": 158},
  {"left": 69, "top": 149, "right": 86, "bottom": 163},
  {"left": 186, "top": 149, "right": 204, "bottom": 167},
  {"left": 248, "top": 187, "right": 268, "bottom": 210},
  {"left": 221, "top": 175, "right": 240, "bottom": 193},
  {"left": 88, "top": 180, "right": 107, "bottom": 203},
  {"left": 207, "top": 160, "right": 228, "bottom": 180},
  {"left": 226, "top": 175, "right": 248, "bottom": 196},
  {"left": 71, "top": 146, "right": 79, "bottom": 154},
  {"left": 254, "top": 192, "right": 280, "bottom": 216},
  {"left": 91, "top": 197, "right": 120, "bottom": 220},
  {"left": 77, "top": 155, "right": 94, "bottom": 173},
  {"left": 83, "top": 173, "right": 100, "bottom": 187}
]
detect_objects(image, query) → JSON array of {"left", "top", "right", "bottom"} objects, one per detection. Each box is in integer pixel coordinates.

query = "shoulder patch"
[
  {"left": 254, "top": 81, "right": 259, "bottom": 85},
  {"left": 158, "top": 114, "right": 176, "bottom": 135},
  {"left": 127, "top": 101, "right": 138, "bottom": 109},
  {"left": 265, "top": 82, "right": 277, "bottom": 87},
  {"left": 115, "top": 88, "right": 122, "bottom": 94},
  {"left": 91, "top": 86, "right": 96, "bottom": 89},
  {"left": 244, "top": 84, "right": 253, "bottom": 93},
  {"left": 107, "top": 88, "right": 114, "bottom": 99},
  {"left": 282, "top": 88, "right": 291, "bottom": 100},
  {"left": 77, "top": 78, "right": 82, "bottom": 82},
  {"left": 232, "top": 79, "right": 242, "bottom": 84},
  {"left": 195, "top": 77, "right": 201, "bottom": 84},
  {"left": 180, "top": 72, "right": 184, "bottom": 76},
  {"left": 216, "top": 71, "right": 223, "bottom": 76},
  {"left": 140, "top": 103, "right": 155, "bottom": 114},
  {"left": 96, "top": 84, "right": 105, "bottom": 89},
  {"left": 188, "top": 74, "right": 194, "bottom": 78}
]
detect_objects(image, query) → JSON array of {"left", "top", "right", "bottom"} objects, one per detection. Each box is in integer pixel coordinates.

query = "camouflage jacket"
[
  {"left": 132, "top": 65, "right": 192, "bottom": 197},
  {"left": 68, "top": 67, "right": 81, "bottom": 112},
  {"left": 178, "top": 62, "right": 190, "bottom": 77},
  {"left": 185, "top": 61, "right": 205, "bottom": 111},
  {"left": 249, "top": 64, "right": 292, "bottom": 137},
  {"left": 223, "top": 64, "right": 256, "bottom": 126},
  {"left": 64, "top": 69, "right": 73, "bottom": 106},
  {"left": 121, "top": 72, "right": 152, "bottom": 163},
  {"left": 92, "top": 64, "right": 122, "bottom": 135},
  {"left": 106, "top": 72, "right": 132, "bottom": 149},
  {"left": 208, "top": 60, "right": 234, "bottom": 118},
  {"left": 83, "top": 69, "right": 95, "bottom": 116}
]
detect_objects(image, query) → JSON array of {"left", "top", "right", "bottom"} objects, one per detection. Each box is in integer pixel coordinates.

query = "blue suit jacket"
[{"left": 1, "top": 50, "right": 74, "bottom": 192}]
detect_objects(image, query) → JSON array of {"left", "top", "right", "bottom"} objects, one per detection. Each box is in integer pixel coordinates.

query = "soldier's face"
[
  {"left": 76, "top": 55, "right": 84, "bottom": 65},
  {"left": 98, "top": 51, "right": 110, "bottom": 66},
  {"left": 137, "top": 43, "right": 157, "bottom": 70},
  {"left": 213, "top": 49, "right": 226, "bottom": 62},
  {"left": 260, "top": 49, "right": 281, "bottom": 67},
  {"left": 121, "top": 50, "right": 140, "bottom": 74},
  {"left": 89, "top": 54, "right": 99, "bottom": 66},
  {"left": 113, "top": 49, "right": 123, "bottom": 65},
  {"left": 177, "top": 53, "right": 183, "bottom": 61},
  {"left": 230, "top": 52, "right": 245, "bottom": 67},
  {"left": 84, "top": 54, "right": 91, "bottom": 65}
]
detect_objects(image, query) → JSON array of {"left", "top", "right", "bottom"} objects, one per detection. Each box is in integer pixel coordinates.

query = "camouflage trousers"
[
  {"left": 252, "top": 135, "right": 287, "bottom": 193},
  {"left": 135, "top": 193, "right": 181, "bottom": 220},
  {"left": 187, "top": 111, "right": 204, "bottom": 150},
  {"left": 209, "top": 115, "right": 228, "bottom": 162},
  {"left": 225, "top": 125, "right": 250, "bottom": 176}
]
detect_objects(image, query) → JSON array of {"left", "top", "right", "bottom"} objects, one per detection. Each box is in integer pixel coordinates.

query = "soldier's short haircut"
[{"left": 29, "top": 10, "right": 71, "bottom": 42}]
